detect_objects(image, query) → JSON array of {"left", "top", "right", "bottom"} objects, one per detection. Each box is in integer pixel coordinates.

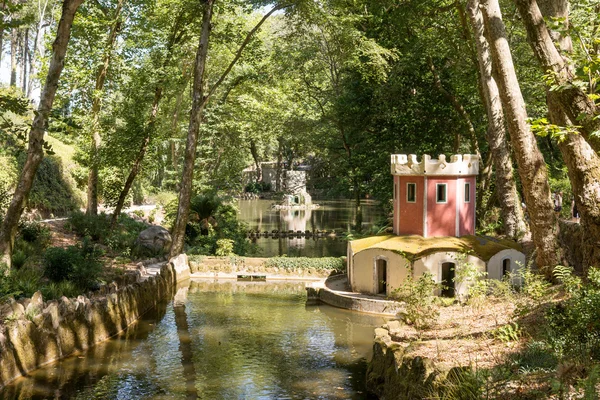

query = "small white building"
[{"left": 347, "top": 154, "right": 526, "bottom": 297}]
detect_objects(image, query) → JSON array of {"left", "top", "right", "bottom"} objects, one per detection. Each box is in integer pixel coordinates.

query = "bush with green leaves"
[
  {"left": 545, "top": 266, "right": 600, "bottom": 359},
  {"left": 264, "top": 256, "right": 345, "bottom": 272},
  {"left": 18, "top": 221, "right": 51, "bottom": 245},
  {"left": 390, "top": 272, "right": 440, "bottom": 331},
  {"left": 43, "top": 240, "right": 103, "bottom": 292},
  {"left": 67, "top": 211, "right": 111, "bottom": 242}
]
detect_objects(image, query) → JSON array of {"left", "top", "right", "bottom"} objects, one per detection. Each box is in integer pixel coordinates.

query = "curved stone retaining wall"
[
  {"left": 0, "top": 254, "right": 191, "bottom": 390},
  {"left": 366, "top": 322, "right": 466, "bottom": 399}
]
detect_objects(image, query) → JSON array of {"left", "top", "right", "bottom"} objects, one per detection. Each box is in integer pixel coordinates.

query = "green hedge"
[{"left": 264, "top": 257, "right": 345, "bottom": 272}]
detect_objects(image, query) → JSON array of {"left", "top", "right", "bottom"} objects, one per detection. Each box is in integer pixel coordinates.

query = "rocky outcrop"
[
  {"left": 136, "top": 226, "right": 172, "bottom": 254},
  {"left": 0, "top": 256, "right": 190, "bottom": 390}
]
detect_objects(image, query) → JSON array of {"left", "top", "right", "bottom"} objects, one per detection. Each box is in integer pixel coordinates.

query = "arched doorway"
[
  {"left": 441, "top": 262, "right": 456, "bottom": 297},
  {"left": 502, "top": 258, "right": 511, "bottom": 277},
  {"left": 376, "top": 259, "right": 387, "bottom": 294}
]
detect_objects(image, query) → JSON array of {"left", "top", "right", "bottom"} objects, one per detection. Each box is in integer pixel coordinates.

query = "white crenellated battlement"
[{"left": 391, "top": 154, "right": 479, "bottom": 176}]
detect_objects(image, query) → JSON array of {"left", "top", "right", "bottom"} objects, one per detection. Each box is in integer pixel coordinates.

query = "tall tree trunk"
[
  {"left": 9, "top": 27, "right": 17, "bottom": 87},
  {"left": 524, "top": 0, "right": 600, "bottom": 270},
  {"left": 513, "top": 0, "right": 600, "bottom": 153},
  {"left": 467, "top": 0, "right": 527, "bottom": 239},
  {"left": 27, "top": 0, "right": 50, "bottom": 99},
  {"left": 0, "top": 0, "right": 5, "bottom": 64},
  {"left": 250, "top": 139, "right": 261, "bottom": 183},
  {"left": 86, "top": 0, "right": 123, "bottom": 215},
  {"left": 481, "top": 0, "right": 559, "bottom": 275},
  {"left": 21, "top": 28, "right": 28, "bottom": 93},
  {"left": 169, "top": 2, "right": 284, "bottom": 256},
  {"left": 111, "top": 11, "right": 186, "bottom": 226},
  {"left": 0, "top": 0, "right": 84, "bottom": 268},
  {"left": 276, "top": 137, "right": 283, "bottom": 192},
  {"left": 169, "top": 0, "right": 215, "bottom": 257}
]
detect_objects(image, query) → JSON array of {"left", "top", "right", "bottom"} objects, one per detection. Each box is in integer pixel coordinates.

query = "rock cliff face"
[{"left": 0, "top": 255, "right": 190, "bottom": 390}]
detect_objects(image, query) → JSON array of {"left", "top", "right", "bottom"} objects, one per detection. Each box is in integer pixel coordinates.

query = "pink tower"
[{"left": 391, "top": 154, "right": 480, "bottom": 237}]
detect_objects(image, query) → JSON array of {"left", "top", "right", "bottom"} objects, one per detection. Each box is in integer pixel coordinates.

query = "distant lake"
[{"left": 238, "top": 199, "right": 385, "bottom": 258}]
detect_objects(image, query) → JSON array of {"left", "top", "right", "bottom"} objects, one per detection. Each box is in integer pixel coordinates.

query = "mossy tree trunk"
[
  {"left": 467, "top": 0, "right": 527, "bottom": 240},
  {"left": 481, "top": 0, "right": 559, "bottom": 275}
]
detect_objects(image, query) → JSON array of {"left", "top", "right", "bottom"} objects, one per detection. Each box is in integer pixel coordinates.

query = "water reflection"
[
  {"left": 1, "top": 280, "right": 386, "bottom": 399},
  {"left": 239, "top": 199, "right": 385, "bottom": 257}
]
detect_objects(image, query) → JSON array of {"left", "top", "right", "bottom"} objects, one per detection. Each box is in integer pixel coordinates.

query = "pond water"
[
  {"left": 238, "top": 199, "right": 385, "bottom": 258},
  {"left": 1, "top": 280, "right": 387, "bottom": 399}
]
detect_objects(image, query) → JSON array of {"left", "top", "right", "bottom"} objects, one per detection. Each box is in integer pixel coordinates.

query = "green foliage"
[
  {"left": 491, "top": 322, "right": 522, "bottom": 344},
  {"left": 215, "top": 239, "right": 234, "bottom": 257},
  {"left": 264, "top": 256, "right": 345, "bottom": 272},
  {"left": 244, "top": 181, "right": 271, "bottom": 193},
  {"left": 43, "top": 240, "right": 103, "bottom": 292},
  {"left": 429, "top": 368, "right": 486, "bottom": 400},
  {"left": 27, "top": 156, "right": 79, "bottom": 214},
  {"left": 545, "top": 266, "right": 600, "bottom": 360},
  {"left": 19, "top": 221, "right": 51, "bottom": 245},
  {"left": 168, "top": 193, "right": 252, "bottom": 256},
  {"left": 507, "top": 341, "right": 558, "bottom": 373},
  {"left": 390, "top": 272, "right": 440, "bottom": 331},
  {"left": 454, "top": 253, "right": 487, "bottom": 303},
  {"left": 40, "top": 281, "right": 80, "bottom": 300},
  {"left": 11, "top": 250, "right": 27, "bottom": 270},
  {"left": 67, "top": 211, "right": 111, "bottom": 242},
  {"left": 8, "top": 266, "right": 44, "bottom": 298}
]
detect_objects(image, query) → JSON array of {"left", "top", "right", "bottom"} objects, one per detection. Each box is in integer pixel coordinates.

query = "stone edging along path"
[{"left": 0, "top": 254, "right": 191, "bottom": 390}]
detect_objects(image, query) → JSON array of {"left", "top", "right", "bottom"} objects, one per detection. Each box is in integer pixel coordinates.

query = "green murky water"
[{"left": 1, "top": 280, "right": 386, "bottom": 399}]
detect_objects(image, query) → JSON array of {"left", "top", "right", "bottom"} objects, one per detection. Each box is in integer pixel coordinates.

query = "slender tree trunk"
[
  {"left": 170, "top": 2, "right": 284, "bottom": 256},
  {"left": 9, "top": 27, "right": 17, "bottom": 87},
  {"left": 0, "top": 0, "right": 84, "bottom": 268},
  {"left": 86, "top": 0, "right": 123, "bottom": 215},
  {"left": 276, "top": 137, "right": 283, "bottom": 192},
  {"left": 27, "top": 0, "right": 50, "bottom": 99},
  {"left": 21, "top": 28, "right": 28, "bottom": 93},
  {"left": 250, "top": 139, "right": 261, "bottom": 183},
  {"left": 513, "top": 0, "right": 600, "bottom": 153},
  {"left": 169, "top": 0, "right": 214, "bottom": 257},
  {"left": 481, "top": 0, "right": 559, "bottom": 275},
  {"left": 526, "top": 0, "right": 600, "bottom": 270},
  {"left": 468, "top": 0, "right": 527, "bottom": 239},
  {"left": 0, "top": 0, "right": 5, "bottom": 64}
]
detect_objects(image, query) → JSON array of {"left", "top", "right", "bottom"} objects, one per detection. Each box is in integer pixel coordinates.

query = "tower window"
[
  {"left": 407, "top": 183, "right": 417, "bottom": 203},
  {"left": 436, "top": 183, "right": 447, "bottom": 203},
  {"left": 464, "top": 183, "right": 471, "bottom": 203}
]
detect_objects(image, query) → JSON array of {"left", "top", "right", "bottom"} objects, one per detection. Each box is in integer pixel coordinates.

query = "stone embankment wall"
[
  {"left": 0, "top": 254, "right": 191, "bottom": 390},
  {"left": 366, "top": 322, "right": 460, "bottom": 399},
  {"left": 188, "top": 256, "right": 334, "bottom": 279}
]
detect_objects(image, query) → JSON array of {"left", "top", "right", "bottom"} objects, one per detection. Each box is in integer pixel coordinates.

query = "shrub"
[
  {"left": 41, "top": 281, "right": 79, "bottom": 300},
  {"left": 390, "top": 272, "right": 440, "bottom": 331},
  {"left": 264, "top": 256, "right": 345, "bottom": 272},
  {"left": 43, "top": 240, "right": 103, "bottom": 291},
  {"left": 11, "top": 250, "right": 27, "bottom": 269},
  {"left": 215, "top": 239, "right": 234, "bottom": 257},
  {"left": 19, "top": 221, "right": 51, "bottom": 244},
  {"left": 545, "top": 266, "right": 600, "bottom": 359},
  {"left": 67, "top": 211, "right": 111, "bottom": 241},
  {"left": 8, "top": 266, "right": 44, "bottom": 298}
]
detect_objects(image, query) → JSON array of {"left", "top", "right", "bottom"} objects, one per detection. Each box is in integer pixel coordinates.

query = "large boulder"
[{"left": 136, "top": 226, "right": 172, "bottom": 254}]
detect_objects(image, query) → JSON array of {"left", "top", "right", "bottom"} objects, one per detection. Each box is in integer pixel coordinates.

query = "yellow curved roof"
[{"left": 349, "top": 235, "right": 522, "bottom": 262}]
